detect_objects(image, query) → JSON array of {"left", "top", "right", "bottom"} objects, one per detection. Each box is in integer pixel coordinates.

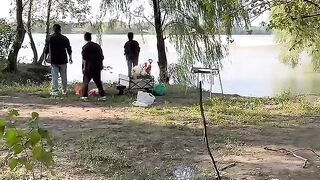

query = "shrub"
[{"left": 0, "top": 109, "right": 54, "bottom": 179}]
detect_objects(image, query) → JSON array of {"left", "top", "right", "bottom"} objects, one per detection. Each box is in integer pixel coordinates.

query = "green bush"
[
  {"left": 0, "top": 64, "right": 51, "bottom": 84},
  {"left": 0, "top": 19, "right": 14, "bottom": 71},
  {"left": 0, "top": 109, "right": 54, "bottom": 179}
]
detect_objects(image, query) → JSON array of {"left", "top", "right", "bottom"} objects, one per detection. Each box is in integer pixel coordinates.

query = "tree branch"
[
  {"left": 292, "top": 13, "right": 320, "bottom": 20},
  {"left": 199, "top": 81, "right": 221, "bottom": 180},
  {"left": 22, "top": 0, "right": 30, "bottom": 9},
  {"left": 161, "top": 10, "right": 168, "bottom": 26},
  {"left": 125, "top": 10, "right": 155, "bottom": 28},
  {"left": 302, "top": 0, "right": 320, "bottom": 10}
]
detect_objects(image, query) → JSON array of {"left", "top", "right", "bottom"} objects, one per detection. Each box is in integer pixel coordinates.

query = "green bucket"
[{"left": 153, "top": 83, "right": 167, "bottom": 96}]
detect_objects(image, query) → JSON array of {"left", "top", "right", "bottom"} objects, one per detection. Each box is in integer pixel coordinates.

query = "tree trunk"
[
  {"left": 6, "top": 0, "right": 26, "bottom": 72},
  {"left": 37, "top": 0, "right": 52, "bottom": 65},
  {"left": 27, "top": 0, "right": 38, "bottom": 64},
  {"left": 152, "top": 0, "right": 169, "bottom": 83}
]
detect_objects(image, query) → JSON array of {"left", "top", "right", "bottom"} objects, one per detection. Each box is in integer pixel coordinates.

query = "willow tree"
[
  {"left": 35, "top": 0, "right": 91, "bottom": 65},
  {"left": 269, "top": 0, "right": 320, "bottom": 70},
  {"left": 245, "top": 0, "right": 320, "bottom": 69},
  {"left": 7, "top": 0, "right": 91, "bottom": 66},
  {"left": 100, "top": 0, "right": 249, "bottom": 83}
]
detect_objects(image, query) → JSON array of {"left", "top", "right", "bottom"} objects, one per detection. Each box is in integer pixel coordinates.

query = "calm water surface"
[{"left": 18, "top": 34, "right": 320, "bottom": 97}]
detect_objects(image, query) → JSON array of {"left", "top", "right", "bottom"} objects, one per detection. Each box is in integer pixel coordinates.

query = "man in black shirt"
[
  {"left": 124, "top": 32, "right": 140, "bottom": 77},
  {"left": 45, "top": 24, "right": 73, "bottom": 96},
  {"left": 81, "top": 32, "right": 106, "bottom": 100}
]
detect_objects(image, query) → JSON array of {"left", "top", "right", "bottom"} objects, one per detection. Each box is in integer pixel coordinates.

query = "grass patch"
[
  {"left": 1, "top": 84, "right": 319, "bottom": 179},
  {"left": 1, "top": 82, "right": 319, "bottom": 127},
  {"left": 0, "top": 82, "right": 51, "bottom": 96},
  {"left": 0, "top": 63, "right": 51, "bottom": 84},
  {"left": 131, "top": 90, "right": 320, "bottom": 127}
]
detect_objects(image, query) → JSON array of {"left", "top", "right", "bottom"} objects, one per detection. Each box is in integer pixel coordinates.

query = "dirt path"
[{"left": 1, "top": 95, "right": 320, "bottom": 179}]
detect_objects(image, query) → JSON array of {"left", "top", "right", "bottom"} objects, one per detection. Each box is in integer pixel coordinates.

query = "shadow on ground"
[{"left": 0, "top": 95, "right": 320, "bottom": 179}]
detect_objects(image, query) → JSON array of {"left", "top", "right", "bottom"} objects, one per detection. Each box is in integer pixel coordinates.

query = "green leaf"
[
  {"left": 38, "top": 128, "right": 49, "bottom": 138},
  {"left": 31, "top": 112, "right": 39, "bottom": 120},
  {"left": 9, "top": 158, "right": 18, "bottom": 170},
  {"left": 28, "top": 130, "right": 41, "bottom": 146},
  {"left": 32, "top": 146, "right": 54, "bottom": 167},
  {"left": 24, "top": 162, "right": 33, "bottom": 170},
  {"left": 0, "top": 119, "right": 6, "bottom": 137},
  {"left": 29, "top": 112, "right": 39, "bottom": 126},
  {"left": 39, "top": 128, "right": 54, "bottom": 147},
  {"left": 18, "top": 157, "right": 27, "bottom": 164},
  {"left": 5, "top": 128, "right": 20, "bottom": 147},
  {"left": 40, "top": 151, "right": 54, "bottom": 167},
  {"left": 13, "top": 144, "right": 23, "bottom": 154},
  {"left": 8, "top": 109, "right": 19, "bottom": 117},
  {"left": 19, "top": 157, "right": 33, "bottom": 170},
  {"left": 29, "top": 112, "right": 39, "bottom": 128},
  {"left": 32, "top": 146, "right": 43, "bottom": 160}
]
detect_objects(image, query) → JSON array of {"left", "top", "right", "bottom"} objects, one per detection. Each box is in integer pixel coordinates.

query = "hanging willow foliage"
[
  {"left": 99, "top": 0, "right": 250, "bottom": 84},
  {"left": 269, "top": 0, "right": 320, "bottom": 70},
  {"left": 238, "top": 0, "right": 320, "bottom": 70},
  {"left": 163, "top": 0, "right": 250, "bottom": 84}
]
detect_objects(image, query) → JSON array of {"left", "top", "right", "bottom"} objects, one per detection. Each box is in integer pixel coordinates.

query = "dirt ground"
[{"left": 0, "top": 94, "right": 320, "bottom": 180}]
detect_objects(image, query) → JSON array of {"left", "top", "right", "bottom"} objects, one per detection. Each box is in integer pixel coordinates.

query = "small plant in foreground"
[{"left": 0, "top": 109, "right": 54, "bottom": 179}]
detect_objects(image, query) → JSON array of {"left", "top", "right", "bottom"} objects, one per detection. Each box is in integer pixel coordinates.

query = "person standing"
[
  {"left": 124, "top": 32, "right": 140, "bottom": 77},
  {"left": 45, "top": 24, "right": 72, "bottom": 96},
  {"left": 81, "top": 32, "right": 106, "bottom": 100}
]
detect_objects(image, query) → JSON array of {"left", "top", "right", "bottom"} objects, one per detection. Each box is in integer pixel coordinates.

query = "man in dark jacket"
[
  {"left": 45, "top": 24, "right": 73, "bottom": 96},
  {"left": 124, "top": 32, "right": 140, "bottom": 77},
  {"left": 81, "top": 32, "right": 106, "bottom": 100}
]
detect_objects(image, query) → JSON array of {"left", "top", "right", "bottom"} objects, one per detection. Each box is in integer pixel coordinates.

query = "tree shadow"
[{"left": 1, "top": 94, "right": 320, "bottom": 179}]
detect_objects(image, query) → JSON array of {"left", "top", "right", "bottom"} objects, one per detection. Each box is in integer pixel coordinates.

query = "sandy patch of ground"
[{"left": 0, "top": 95, "right": 320, "bottom": 179}]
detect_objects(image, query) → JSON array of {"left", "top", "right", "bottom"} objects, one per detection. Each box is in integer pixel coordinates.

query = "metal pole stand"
[{"left": 191, "top": 67, "right": 224, "bottom": 98}]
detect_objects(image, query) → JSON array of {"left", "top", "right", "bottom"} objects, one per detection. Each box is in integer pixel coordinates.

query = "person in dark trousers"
[
  {"left": 45, "top": 24, "right": 73, "bottom": 96},
  {"left": 124, "top": 32, "right": 140, "bottom": 77},
  {"left": 81, "top": 32, "right": 106, "bottom": 100}
]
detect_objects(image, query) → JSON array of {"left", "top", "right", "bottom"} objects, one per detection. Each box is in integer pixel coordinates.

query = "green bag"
[{"left": 153, "top": 83, "right": 167, "bottom": 96}]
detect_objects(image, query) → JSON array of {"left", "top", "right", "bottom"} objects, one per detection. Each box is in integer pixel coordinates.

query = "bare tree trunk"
[
  {"left": 27, "top": 0, "right": 38, "bottom": 64},
  {"left": 152, "top": 0, "right": 169, "bottom": 83},
  {"left": 37, "top": 0, "right": 52, "bottom": 65},
  {"left": 6, "top": 0, "right": 26, "bottom": 72}
]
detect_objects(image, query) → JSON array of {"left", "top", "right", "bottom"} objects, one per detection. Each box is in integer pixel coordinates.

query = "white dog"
[{"left": 131, "top": 65, "right": 148, "bottom": 79}]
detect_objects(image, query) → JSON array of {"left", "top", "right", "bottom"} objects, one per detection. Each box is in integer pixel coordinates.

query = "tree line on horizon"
[
  {"left": 0, "top": 0, "right": 319, "bottom": 84},
  {"left": 5, "top": 20, "right": 270, "bottom": 35}
]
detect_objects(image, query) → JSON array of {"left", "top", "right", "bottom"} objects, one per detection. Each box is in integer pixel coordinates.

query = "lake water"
[{"left": 18, "top": 34, "right": 320, "bottom": 97}]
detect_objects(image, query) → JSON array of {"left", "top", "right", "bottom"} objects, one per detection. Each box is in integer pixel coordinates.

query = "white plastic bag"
[
  {"left": 132, "top": 101, "right": 149, "bottom": 107},
  {"left": 132, "top": 91, "right": 155, "bottom": 107}
]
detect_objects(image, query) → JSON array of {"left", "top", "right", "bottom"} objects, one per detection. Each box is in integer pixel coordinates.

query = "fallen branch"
[
  {"left": 264, "top": 147, "right": 309, "bottom": 168},
  {"left": 291, "top": 148, "right": 320, "bottom": 160},
  {"left": 199, "top": 81, "right": 221, "bottom": 180},
  {"left": 220, "top": 162, "right": 236, "bottom": 171}
]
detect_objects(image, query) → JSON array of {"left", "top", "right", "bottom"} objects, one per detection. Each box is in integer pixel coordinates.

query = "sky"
[
  {"left": 0, "top": 0, "right": 267, "bottom": 25},
  {"left": 0, "top": 0, "right": 100, "bottom": 19},
  {"left": 0, "top": 0, "right": 10, "bottom": 19}
]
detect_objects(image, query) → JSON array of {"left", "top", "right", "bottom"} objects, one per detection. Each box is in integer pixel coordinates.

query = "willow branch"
[
  {"left": 22, "top": 0, "right": 30, "bottom": 9},
  {"left": 299, "top": 13, "right": 320, "bottom": 19},
  {"left": 302, "top": 0, "right": 320, "bottom": 10},
  {"left": 161, "top": 10, "right": 168, "bottom": 26},
  {"left": 126, "top": 10, "right": 155, "bottom": 28}
]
